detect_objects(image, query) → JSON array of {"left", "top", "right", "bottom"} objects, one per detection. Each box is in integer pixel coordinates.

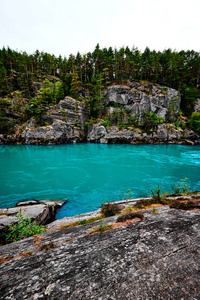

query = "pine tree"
[{"left": 70, "top": 70, "right": 81, "bottom": 99}]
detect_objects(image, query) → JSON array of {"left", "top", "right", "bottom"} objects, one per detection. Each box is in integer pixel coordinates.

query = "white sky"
[{"left": 0, "top": 0, "right": 200, "bottom": 58}]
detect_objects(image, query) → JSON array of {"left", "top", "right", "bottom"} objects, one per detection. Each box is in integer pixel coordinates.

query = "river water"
[{"left": 0, "top": 143, "right": 200, "bottom": 219}]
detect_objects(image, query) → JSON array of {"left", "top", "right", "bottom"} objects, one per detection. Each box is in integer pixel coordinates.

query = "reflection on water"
[{"left": 0, "top": 143, "right": 200, "bottom": 218}]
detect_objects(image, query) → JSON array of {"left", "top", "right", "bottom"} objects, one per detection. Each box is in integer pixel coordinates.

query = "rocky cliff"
[
  {"left": 0, "top": 82, "right": 199, "bottom": 145},
  {"left": 0, "top": 207, "right": 200, "bottom": 299},
  {"left": 105, "top": 82, "right": 180, "bottom": 121}
]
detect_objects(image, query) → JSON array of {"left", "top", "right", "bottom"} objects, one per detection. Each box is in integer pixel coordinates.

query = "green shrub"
[
  {"left": 186, "top": 112, "right": 200, "bottom": 132},
  {"left": 1, "top": 212, "right": 44, "bottom": 244},
  {"left": 101, "top": 203, "right": 123, "bottom": 217},
  {"left": 102, "top": 120, "right": 110, "bottom": 127}
]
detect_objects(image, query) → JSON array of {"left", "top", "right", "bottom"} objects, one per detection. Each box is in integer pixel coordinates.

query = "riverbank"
[{"left": 1, "top": 122, "right": 200, "bottom": 145}]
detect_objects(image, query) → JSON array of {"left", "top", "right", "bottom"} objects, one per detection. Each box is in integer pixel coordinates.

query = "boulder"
[{"left": 0, "top": 200, "right": 66, "bottom": 230}]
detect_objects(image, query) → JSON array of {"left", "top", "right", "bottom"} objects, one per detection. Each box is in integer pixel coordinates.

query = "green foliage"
[
  {"left": 186, "top": 112, "right": 200, "bottom": 132},
  {"left": 70, "top": 70, "right": 81, "bottom": 99},
  {"left": 151, "top": 184, "right": 163, "bottom": 202},
  {"left": 166, "top": 97, "right": 179, "bottom": 122},
  {"left": 0, "top": 46, "right": 200, "bottom": 133},
  {"left": 101, "top": 120, "right": 110, "bottom": 127},
  {"left": 39, "top": 79, "right": 64, "bottom": 105},
  {"left": 1, "top": 212, "right": 44, "bottom": 244},
  {"left": 181, "top": 87, "right": 200, "bottom": 117},
  {"left": 0, "top": 98, "right": 16, "bottom": 134},
  {"left": 127, "top": 114, "right": 140, "bottom": 127},
  {"left": 152, "top": 207, "right": 158, "bottom": 214},
  {"left": 142, "top": 111, "right": 164, "bottom": 131}
]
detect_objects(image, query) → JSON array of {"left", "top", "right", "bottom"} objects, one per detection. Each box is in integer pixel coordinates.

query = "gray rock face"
[
  {"left": 21, "top": 96, "right": 88, "bottom": 144},
  {"left": 53, "top": 96, "right": 88, "bottom": 126},
  {"left": 87, "top": 123, "right": 200, "bottom": 144},
  {"left": 105, "top": 83, "right": 181, "bottom": 121},
  {"left": 0, "top": 208, "right": 200, "bottom": 299},
  {"left": 0, "top": 200, "right": 66, "bottom": 230},
  {"left": 21, "top": 119, "right": 86, "bottom": 144}
]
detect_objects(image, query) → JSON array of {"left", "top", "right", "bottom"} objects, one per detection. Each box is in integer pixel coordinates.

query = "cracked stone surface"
[{"left": 0, "top": 208, "right": 200, "bottom": 299}]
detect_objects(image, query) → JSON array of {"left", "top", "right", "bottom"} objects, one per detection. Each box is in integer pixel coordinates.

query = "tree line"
[{"left": 0, "top": 44, "right": 200, "bottom": 133}]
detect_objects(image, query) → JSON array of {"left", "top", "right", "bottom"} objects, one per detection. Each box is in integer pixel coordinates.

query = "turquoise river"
[{"left": 0, "top": 143, "right": 200, "bottom": 219}]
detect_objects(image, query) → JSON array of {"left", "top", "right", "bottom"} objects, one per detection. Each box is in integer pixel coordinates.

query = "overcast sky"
[{"left": 0, "top": 0, "right": 200, "bottom": 58}]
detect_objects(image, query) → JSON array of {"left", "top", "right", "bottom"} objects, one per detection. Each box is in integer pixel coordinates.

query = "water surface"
[{"left": 0, "top": 143, "right": 200, "bottom": 219}]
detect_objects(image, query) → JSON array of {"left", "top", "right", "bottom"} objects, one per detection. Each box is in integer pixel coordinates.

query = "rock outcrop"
[
  {"left": 0, "top": 200, "right": 66, "bottom": 230},
  {"left": 1, "top": 82, "right": 200, "bottom": 145},
  {"left": 21, "top": 97, "right": 88, "bottom": 144},
  {"left": 0, "top": 207, "right": 200, "bottom": 299},
  {"left": 105, "top": 82, "right": 181, "bottom": 121},
  {"left": 87, "top": 123, "right": 200, "bottom": 145}
]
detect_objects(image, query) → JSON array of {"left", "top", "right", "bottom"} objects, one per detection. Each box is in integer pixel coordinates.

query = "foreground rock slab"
[{"left": 0, "top": 207, "right": 200, "bottom": 299}]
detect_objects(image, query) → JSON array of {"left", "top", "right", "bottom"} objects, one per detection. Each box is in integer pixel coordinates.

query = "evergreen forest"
[{"left": 0, "top": 44, "right": 200, "bottom": 134}]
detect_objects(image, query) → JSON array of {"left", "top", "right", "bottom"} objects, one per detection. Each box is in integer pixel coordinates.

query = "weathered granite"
[
  {"left": 21, "top": 119, "right": 86, "bottom": 145},
  {"left": 21, "top": 96, "right": 88, "bottom": 144},
  {"left": 105, "top": 83, "right": 181, "bottom": 121},
  {"left": 1, "top": 83, "right": 200, "bottom": 146},
  {"left": 0, "top": 200, "right": 66, "bottom": 230},
  {"left": 0, "top": 207, "right": 200, "bottom": 299},
  {"left": 87, "top": 123, "right": 200, "bottom": 144}
]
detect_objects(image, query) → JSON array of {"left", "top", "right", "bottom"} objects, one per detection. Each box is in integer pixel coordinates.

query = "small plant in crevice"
[
  {"left": 151, "top": 184, "right": 163, "bottom": 202},
  {"left": 152, "top": 207, "right": 158, "bottom": 214},
  {"left": 89, "top": 223, "right": 113, "bottom": 234},
  {"left": 59, "top": 215, "right": 104, "bottom": 229},
  {"left": 40, "top": 241, "right": 55, "bottom": 250},
  {"left": 124, "top": 206, "right": 132, "bottom": 213}
]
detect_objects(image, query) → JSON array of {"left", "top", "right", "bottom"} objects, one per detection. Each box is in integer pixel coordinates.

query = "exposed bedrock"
[
  {"left": 0, "top": 208, "right": 200, "bottom": 299},
  {"left": 21, "top": 96, "right": 88, "bottom": 144},
  {"left": 87, "top": 123, "right": 200, "bottom": 145},
  {"left": 1, "top": 83, "right": 200, "bottom": 145},
  {"left": 105, "top": 82, "right": 181, "bottom": 121}
]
